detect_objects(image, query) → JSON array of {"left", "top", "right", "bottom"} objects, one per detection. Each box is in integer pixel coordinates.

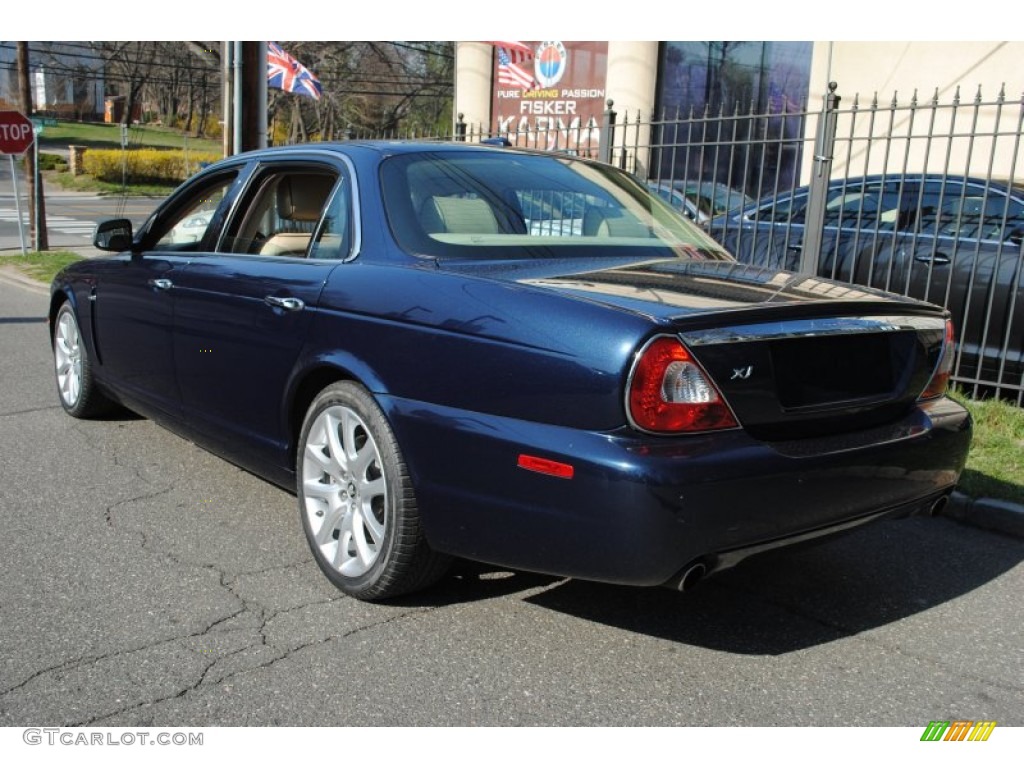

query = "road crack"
[{"left": 0, "top": 405, "right": 63, "bottom": 419}]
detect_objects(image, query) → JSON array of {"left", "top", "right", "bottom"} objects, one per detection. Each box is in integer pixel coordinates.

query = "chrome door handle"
[
  {"left": 264, "top": 295, "right": 305, "bottom": 312},
  {"left": 914, "top": 253, "right": 950, "bottom": 265},
  {"left": 149, "top": 278, "right": 173, "bottom": 290}
]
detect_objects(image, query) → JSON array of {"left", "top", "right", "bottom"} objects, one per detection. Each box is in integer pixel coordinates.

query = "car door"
[
  {"left": 898, "top": 179, "right": 1024, "bottom": 382},
  {"left": 91, "top": 168, "right": 242, "bottom": 415},
  {"left": 724, "top": 179, "right": 908, "bottom": 285},
  {"left": 171, "top": 157, "right": 355, "bottom": 475},
  {"left": 713, "top": 188, "right": 808, "bottom": 269}
]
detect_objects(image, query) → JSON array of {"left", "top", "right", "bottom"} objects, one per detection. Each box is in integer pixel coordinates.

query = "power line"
[
  {"left": 0, "top": 42, "right": 455, "bottom": 127},
  {"left": 388, "top": 41, "right": 455, "bottom": 60},
  {"left": 0, "top": 42, "right": 221, "bottom": 75},
  {"left": 2, "top": 41, "right": 454, "bottom": 77},
  {"left": 0, "top": 61, "right": 452, "bottom": 96},
  {"left": 0, "top": 46, "right": 452, "bottom": 87}
]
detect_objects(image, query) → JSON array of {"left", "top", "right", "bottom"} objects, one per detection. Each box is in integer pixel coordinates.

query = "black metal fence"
[{"left": 358, "top": 85, "right": 1024, "bottom": 402}]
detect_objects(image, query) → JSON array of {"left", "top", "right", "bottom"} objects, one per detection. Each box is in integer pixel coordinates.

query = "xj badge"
[{"left": 731, "top": 366, "right": 754, "bottom": 380}]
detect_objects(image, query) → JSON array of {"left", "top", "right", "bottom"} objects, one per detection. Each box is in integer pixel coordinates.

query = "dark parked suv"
[{"left": 708, "top": 175, "right": 1024, "bottom": 392}]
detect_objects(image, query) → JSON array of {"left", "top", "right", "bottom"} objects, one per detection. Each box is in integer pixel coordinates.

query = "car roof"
[
  {"left": 737, "top": 173, "right": 1024, "bottom": 211},
  {"left": 823, "top": 173, "right": 1020, "bottom": 190},
  {"left": 223, "top": 140, "right": 580, "bottom": 164}
]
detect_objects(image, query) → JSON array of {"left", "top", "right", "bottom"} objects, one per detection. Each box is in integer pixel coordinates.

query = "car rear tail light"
[
  {"left": 627, "top": 336, "right": 737, "bottom": 433},
  {"left": 918, "top": 319, "right": 956, "bottom": 400}
]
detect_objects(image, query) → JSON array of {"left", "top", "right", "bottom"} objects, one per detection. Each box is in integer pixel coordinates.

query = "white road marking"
[{"left": 0, "top": 208, "right": 95, "bottom": 239}]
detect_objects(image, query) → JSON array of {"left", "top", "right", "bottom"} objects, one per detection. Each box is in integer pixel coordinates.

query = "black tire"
[
  {"left": 297, "top": 381, "right": 450, "bottom": 600},
  {"left": 52, "top": 300, "right": 112, "bottom": 419}
]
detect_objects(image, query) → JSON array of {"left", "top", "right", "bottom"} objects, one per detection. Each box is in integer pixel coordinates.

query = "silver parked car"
[
  {"left": 648, "top": 180, "right": 755, "bottom": 226},
  {"left": 708, "top": 174, "right": 1024, "bottom": 393}
]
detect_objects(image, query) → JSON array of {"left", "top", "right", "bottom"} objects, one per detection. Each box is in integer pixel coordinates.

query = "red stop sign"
[{"left": 0, "top": 111, "right": 35, "bottom": 155}]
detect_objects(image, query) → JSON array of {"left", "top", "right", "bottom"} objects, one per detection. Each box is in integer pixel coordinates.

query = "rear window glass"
[{"left": 380, "top": 150, "right": 730, "bottom": 261}]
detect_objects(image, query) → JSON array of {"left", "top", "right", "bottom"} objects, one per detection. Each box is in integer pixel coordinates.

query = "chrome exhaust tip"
[{"left": 668, "top": 561, "right": 708, "bottom": 592}]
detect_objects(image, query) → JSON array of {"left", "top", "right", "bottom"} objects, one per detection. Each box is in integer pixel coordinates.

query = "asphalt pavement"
[{"left": 0, "top": 277, "right": 1022, "bottom": 728}]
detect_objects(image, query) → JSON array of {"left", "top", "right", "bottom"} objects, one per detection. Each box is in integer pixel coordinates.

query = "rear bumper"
[
  {"left": 666, "top": 491, "right": 950, "bottom": 590},
  {"left": 383, "top": 395, "right": 972, "bottom": 586}
]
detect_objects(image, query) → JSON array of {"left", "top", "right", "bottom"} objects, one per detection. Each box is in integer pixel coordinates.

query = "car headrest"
[
  {"left": 583, "top": 207, "right": 649, "bottom": 237},
  {"left": 420, "top": 196, "right": 500, "bottom": 234},
  {"left": 277, "top": 175, "right": 335, "bottom": 221}
]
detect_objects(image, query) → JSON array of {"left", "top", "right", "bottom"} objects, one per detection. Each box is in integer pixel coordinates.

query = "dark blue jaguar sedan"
[{"left": 50, "top": 142, "right": 971, "bottom": 600}]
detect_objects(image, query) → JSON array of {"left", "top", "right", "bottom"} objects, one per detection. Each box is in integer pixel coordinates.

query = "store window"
[{"left": 654, "top": 42, "right": 813, "bottom": 199}]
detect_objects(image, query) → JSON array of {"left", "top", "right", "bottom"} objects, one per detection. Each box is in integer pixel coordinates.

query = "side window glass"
[
  {"left": 914, "top": 181, "right": 1019, "bottom": 242},
  {"left": 151, "top": 175, "right": 236, "bottom": 251},
  {"left": 934, "top": 197, "right": 984, "bottom": 239},
  {"left": 310, "top": 179, "right": 353, "bottom": 260},
  {"left": 822, "top": 183, "right": 892, "bottom": 229},
  {"left": 916, "top": 181, "right": 965, "bottom": 238},
  {"left": 685, "top": 191, "right": 715, "bottom": 219},
  {"left": 1003, "top": 198, "right": 1024, "bottom": 243},
  {"left": 221, "top": 170, "right": 337, "bottom": 256},
  {"left": 879, "top": 182, "right": 906, "bottom": 229},
  {"left": 942, "top": 191, "right": 1024, "bottom": 242},
  {"left": 759, "top": 193, "right": 807, "bottom": 224}
]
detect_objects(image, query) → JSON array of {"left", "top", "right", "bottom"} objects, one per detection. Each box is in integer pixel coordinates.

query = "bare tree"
[
  {"left": 83, "top": 41, "right": 452, "bottom": 141},
  {"left": 267, "top": 41, "right": 454, "bottom": 142},
  {"left": 92, "top": 41, "right": 163, "bottom": 123}
]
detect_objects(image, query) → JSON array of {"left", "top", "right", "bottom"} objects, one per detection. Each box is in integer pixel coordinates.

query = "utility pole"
[
  {"left": 222, "top": 41, "right": 233, "bottom": 156},
  {"left": 237, "top": 41, "right": 267, "bottom": 153},
  {"left": 16, "top": 42, "right": 47, "bottom": 251}
]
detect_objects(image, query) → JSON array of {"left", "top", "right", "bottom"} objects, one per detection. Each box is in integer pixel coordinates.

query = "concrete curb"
[
  {"left": 942, "top": 491, "right": 1024, "bottom": 540},
  {"left": 0, "top": 266, "right": 48, "bottom": 296},
  {"left": 0, "top": 245, "right": 105, "bottom": 258}
]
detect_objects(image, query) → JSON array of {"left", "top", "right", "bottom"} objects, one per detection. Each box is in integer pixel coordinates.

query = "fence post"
[
  {"left": 800, "top": 81, "right": 840, "bottom": 274},
  {"left": 455, "top": 113, "right": 466, "bottom": 142},
  {"left": 598, "top": 99, "right": 616, "bottom": 164}
]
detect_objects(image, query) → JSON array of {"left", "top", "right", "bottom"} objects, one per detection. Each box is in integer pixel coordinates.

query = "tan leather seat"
[
  {"left": 259, "top": 232, "right": 313, "bottom": 256},
  {"left": 259, "top": 175, "right": 335, "bottom": 256}
]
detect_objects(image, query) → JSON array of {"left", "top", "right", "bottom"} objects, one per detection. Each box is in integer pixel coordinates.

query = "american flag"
[
  {"left": 267, "top": 42, "right": 322, "bottom": 100},
  {"left": 490, "top": 41, "right": 535, "bottom": 90}
]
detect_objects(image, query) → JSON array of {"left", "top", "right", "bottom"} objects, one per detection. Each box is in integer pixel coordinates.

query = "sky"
[{"left": 5, "top": 2, "right": 995, "bottom": 43}]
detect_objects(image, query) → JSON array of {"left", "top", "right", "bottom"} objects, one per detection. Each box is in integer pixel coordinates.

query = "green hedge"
[
  {"left": 81, "top": 148, "right": 221, "bottom": 184},
  {"left": 39, "top": 152, "right": 68, "bottom": 171}
]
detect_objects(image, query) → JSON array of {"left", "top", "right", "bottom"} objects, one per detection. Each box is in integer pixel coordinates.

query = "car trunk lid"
[
  {"left": 676, "top": 314, "right": 947, "bottom": 440},
  {"left": 506, "top": 258, "right": 948, "bottom": 437}
]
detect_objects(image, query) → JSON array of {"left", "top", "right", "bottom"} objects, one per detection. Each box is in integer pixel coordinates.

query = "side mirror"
[
  {"left": 93, "top": 218, "right": 134, "bottom": 252},
  {"left": 1008, "top": 227, "right": 1023, "bottom": 247}
]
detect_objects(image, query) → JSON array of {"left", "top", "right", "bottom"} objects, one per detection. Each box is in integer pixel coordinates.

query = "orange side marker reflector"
[{"left": 517, "top": 454, "right": 574, "bottom": 479}]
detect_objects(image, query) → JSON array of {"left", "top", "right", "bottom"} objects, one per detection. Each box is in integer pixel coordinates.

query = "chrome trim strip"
[
  {"left": 211, "top": 150, "right": 362, "bottom": 262},
  {"left": 679, "top": 314, "right": 946, "bottom": 347}
]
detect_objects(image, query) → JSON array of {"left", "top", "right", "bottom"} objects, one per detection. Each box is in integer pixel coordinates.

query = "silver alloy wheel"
[
  {"left": 301, "top": 404, "right": 388, "bottom": 577},
  {"left": 54, "top": 309, "right": 83, "bottom": 408}
]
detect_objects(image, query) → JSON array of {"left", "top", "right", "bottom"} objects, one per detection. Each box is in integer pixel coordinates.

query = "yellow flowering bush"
[{"left": 81, "top": 149, "right": 221, "bottom": 183}]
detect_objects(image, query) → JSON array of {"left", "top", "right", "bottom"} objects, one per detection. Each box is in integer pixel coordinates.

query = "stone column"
[
  {"left": 604, "top": 42, "right": 659, "bottom": 177},
  {"left": 68, "top": 145, "right": 87, "bottom": 176},
  {"left": 454, "top": 43, "right": 494, "bottom": 142}
]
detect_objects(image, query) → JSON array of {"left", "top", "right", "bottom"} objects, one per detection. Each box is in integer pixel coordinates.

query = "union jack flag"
[
  {"left": 267, "top": 42, "right": 322, "bottom": 100},
  {"left": 489, "top": 41, "right": 535, "bottom": 90}
]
